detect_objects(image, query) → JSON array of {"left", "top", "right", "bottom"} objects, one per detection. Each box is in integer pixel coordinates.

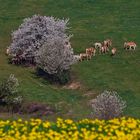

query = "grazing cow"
[
  {"left": 74, "top": 55, "right": 81, "bottom": 62},
  {"left": 100, "top": 45, "right": 109, "bottom": 54},
  {"left": 11, "top": 56, "right": 20, "bottom": 65},
  {"left": 79, "top": 53, "right": 91, "bottom": 61},
  {"left": 94, "top": 42, "right": 102, "bottom": 50},
  {"left": 92, "top": 48, "right": 96, "bottom": 56},
  {"left": 124, "top": 42, "right": 137, "bottom": 50},
  {"left": 111, "top": 48, "right": 117, "bottom": 56},
  {"left": 74, "top": 55, "right": 80, "bottom": 60},
  {"left": 86, "top": 47, "right": 96, "bottom": 56},
  {"left": 103, "top": 39, "right": 112, "bottom": 50},
  {"left": 100, "top": 46, "right": 105, "bottom": 54}
]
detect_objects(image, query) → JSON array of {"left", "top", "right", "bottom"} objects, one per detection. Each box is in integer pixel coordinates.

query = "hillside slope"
[{"left": 0, "top": 0, "right": 140, "bottom": 119}]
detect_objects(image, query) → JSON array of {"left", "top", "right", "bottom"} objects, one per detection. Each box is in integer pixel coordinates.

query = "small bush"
[
  {"left": 55, "top": 70, "right": 70, "bottom": 85},
  {"left": 0, "top": 74, "right": 23, "bottom": 112},
  {"left": 91, "top": 90, "right": 126, "bottom": 120}
]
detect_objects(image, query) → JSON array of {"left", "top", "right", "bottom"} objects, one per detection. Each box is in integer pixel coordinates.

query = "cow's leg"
[
  {"left": 79, "top": 56, "right": 82, "bottom": 61},
  {"left": 89, "top": 55, "right": 92, "bottom": 60},
  {"left": 134, "top": 46, "right": 136, "bottom": 50},
  {"left": 107, "top": 47, "right": 109, "bottom": 52},
  {"left": 104, "top": 48, "right": 106, "bottom": 53},
  {"left": 132, "top": 46, "right": 136, "bottom": 50},
  {"left": 86, "top": 55, "right": 89, "bottom": 61}
]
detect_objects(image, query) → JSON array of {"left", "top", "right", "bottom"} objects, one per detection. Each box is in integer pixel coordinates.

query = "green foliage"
[
  {"left": 55, "top": 70, "right": 70, "bottom": 85},
  {"left": 37, "top": 68, "right": 70, "bottom": 85}
]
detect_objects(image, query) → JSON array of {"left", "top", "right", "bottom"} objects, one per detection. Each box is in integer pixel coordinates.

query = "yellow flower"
[{"left": 0, "top": 117, "right": 139, "bottom": 140}]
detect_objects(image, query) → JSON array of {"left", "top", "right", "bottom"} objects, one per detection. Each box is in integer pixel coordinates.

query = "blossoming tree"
[{"left": 9, "top": 15, "right": 74, "bottom": 84}]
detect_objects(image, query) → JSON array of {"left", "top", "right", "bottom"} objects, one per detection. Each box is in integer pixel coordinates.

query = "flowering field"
[{"left": 0, "top": 117, "right": 139, "bottom": 140}]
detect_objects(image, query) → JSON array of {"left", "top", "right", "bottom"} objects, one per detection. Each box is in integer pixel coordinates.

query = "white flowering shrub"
[
  {"left": 9, "top": 15, "right": 73, "bottom": 62},
  {"left": 8, "top": 15, "right": 74, "bottom": 84},
  {"left": 0, "top": 74, "right": 23, "bottom": 111},
  {"left": 36, "top": 35, "right": 74, "bottom": 75},
  {"left": 91, "top": 90, "right": 126, "bottom": 120}
]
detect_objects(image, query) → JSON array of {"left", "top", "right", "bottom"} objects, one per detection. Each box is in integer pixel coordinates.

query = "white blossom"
[
  {"left": 36, "top": 35, "right": 74, "bottom": 74},
  {"left": 9, "top": 15, "right": 72, "bottom": 61},
  {"left": 91, "top": 90, "right": 126, "bottom": 120}
]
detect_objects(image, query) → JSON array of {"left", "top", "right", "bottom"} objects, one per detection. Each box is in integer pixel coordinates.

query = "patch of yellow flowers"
[{"left": 0, "top": 117, "right": 140, "bottom": 140}]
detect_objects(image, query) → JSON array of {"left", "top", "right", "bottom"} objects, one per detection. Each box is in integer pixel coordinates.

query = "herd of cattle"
[
  {"left": 74, "top": 39, "right": 137, "bottom": 62},
  {"left": 6, "top": 50, "right": 35, "bottom": 66},
  {"left": 6, "top": 39, "right": 137, "bottom": 65}
]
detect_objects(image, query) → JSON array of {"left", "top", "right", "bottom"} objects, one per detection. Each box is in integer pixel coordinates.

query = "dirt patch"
[
  {"left": 83, "top": 91, "right": 97, "bottom": 97},
  {"left": 63, "top": 81, "right": 82, "bottom": 90},
  {"left": 19, "top": 102, "right": 55, "bottom": 117}
]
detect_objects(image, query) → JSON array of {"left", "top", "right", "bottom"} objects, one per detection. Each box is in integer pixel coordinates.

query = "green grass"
[{"left": 0, "top": 0, "right": 140, "bottom": 119}]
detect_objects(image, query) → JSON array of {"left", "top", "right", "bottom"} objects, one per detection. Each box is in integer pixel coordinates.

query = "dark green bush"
[{"left": 37, "top": 68, "right": 70, "bottom": 85}]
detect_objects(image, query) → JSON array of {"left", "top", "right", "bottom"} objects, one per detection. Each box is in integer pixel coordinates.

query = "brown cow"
[
  {"left": 86, "top": 47, "right": 96, "bottom": 56},
  {"left": 79, "top": 53, "right": 91, "bottom": 61},
  {"left": 124, "top": 42, "right": 137, "bottom": 50},
  {"left": 100, "top": 45, "right": 109, "bottom": 54},
  {"left": 103, "top": 39, "right": 112, "bottom": 51}
]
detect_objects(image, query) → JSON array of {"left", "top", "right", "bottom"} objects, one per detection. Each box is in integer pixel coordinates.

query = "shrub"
[
  {"left": 0, "top": 74, "right": 23, "bottom": 111},
  {"left": 9, "top": 15, "right": 74, "bottom": 84},
  {"left": 36, "top": 35, "right": 74, "bottom": 84},
  {"left": 91, "top": 90, "right": 126, "bottom": 120},
  {"left": 37, "top": 68, "right": 71, "bottom": 85},
  {"left": 9, "top": 15, "right": 73, "bottom": 63}
]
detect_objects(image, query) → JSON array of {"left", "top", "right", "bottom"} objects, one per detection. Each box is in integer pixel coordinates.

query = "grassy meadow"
[{"left": 0, "top": 0, "right": 140, "bottom": 120}]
